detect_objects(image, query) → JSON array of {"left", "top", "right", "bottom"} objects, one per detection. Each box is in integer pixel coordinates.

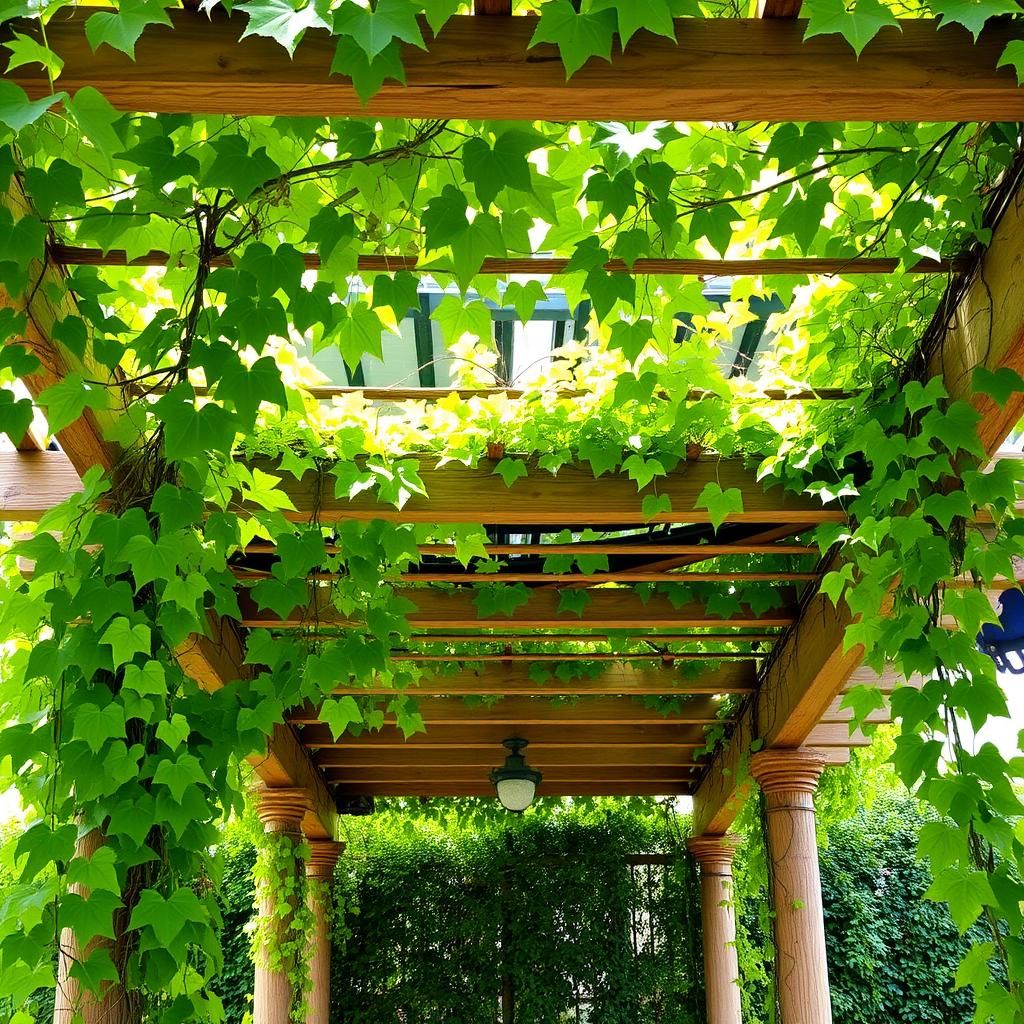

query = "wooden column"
[
  {"left": 687, "top": 834, "right": 743, "bottom": 1024},
  {"left": 749, "top": 750, "right": 832, "bottom": 1024},
  {"left": 305, "top": 840, "right": 344, "bottom": 1024},
  {"left": 53, "top": 829, "right": 134, "bottom": 1024},
  {"left": 254, "top": 787, "right": 312, "bottom": 1024}
]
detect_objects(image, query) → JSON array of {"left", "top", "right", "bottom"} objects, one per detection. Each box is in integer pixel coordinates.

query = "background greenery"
[{"left": 200, "top": 781, "right": 982, "bottom": 1024}]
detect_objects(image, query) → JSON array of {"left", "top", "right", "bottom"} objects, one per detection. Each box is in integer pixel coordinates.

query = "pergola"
[{"left": 3, "top": 4, "right": 1024, "bottom": 1024}]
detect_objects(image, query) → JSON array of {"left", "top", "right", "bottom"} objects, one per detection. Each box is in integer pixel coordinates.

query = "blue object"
[{"left": 977, "top": 588, "right": 1024, "bottom": 674}]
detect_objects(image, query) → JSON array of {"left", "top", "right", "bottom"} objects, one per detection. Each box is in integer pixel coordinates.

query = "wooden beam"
[
  {"left": 9, "top": 14, "right": 1024, "bottom": 121},
  {"left": 389, "top": 571, "right": 817, "bottom": 584},
  {"left": 258, "top": 457, "right": 843, "bottom": 526},
  {"left": 409, "top": 544, "right": 819, "bottom": 557},
  {"left": 50, "top": 244, "right": 963, "bottom": 278},
  {"left": 174, "top": 616, "right": 338, "bottom": 840},
  {"left": 239, "top": 585, "right": 800, "bottom": 630},
  {"left": 403, "top": 632, "right": 782, "bottom": 644},
  {"left": 331, "top": 662, "right": 757, "bottom": 696},
  {"left": 382, "top": 651, "right": 761, "bottom": 663},
  {"left": 693, "top": 170, "right": 1024, "bottom": 836},
  {"left": 320, "top": 765, "right": 698, "bottom": 784},
  {"left": 0, "top": 450, "right": 83, "bottom": 519},
  {"left": 314, "top": 746, "right": 703, "bottom": 769},
  {"left": 2, "top": 184, "right": 120, "bottom": 476},
  {"left": 288, "top": 694, "right": 729, "bottom": 726},
  {"left": 330, "top": 781, "right": 692, "bottom": 797},
  {"left": 297, "top": 722, "right": 711, "bottom": 748}
]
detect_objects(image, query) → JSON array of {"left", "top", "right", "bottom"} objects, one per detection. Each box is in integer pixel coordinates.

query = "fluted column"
[
  {"left": 254, "top": 787, "right": 312, "bottom": 1024},
  {"left": 750, "top": 750, "right": 832, "bottom": 1024},
  {"left": 305, "top": 841, "right": 344, "bottom": 1024},
  {"left": 687, "top": 834, "right": 742, "bottom": 1024}
]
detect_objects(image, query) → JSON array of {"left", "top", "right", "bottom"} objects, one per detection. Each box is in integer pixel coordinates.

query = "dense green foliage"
[
  {"left": 0, "top": 2, "right": 1022, "bottom": 1021},
  {"left": 205, "top": 795, "right": 988, "bottom": 1024}
]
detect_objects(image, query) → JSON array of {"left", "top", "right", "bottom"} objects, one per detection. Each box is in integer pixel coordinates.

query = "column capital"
[
  {"left": 687, "top": 834, "right": 741, "bottom": 875},
  {"left": 254, "top": 786, "right": 311, "bottom": 834},
  {"left": 749, "top": 748, "right": 826, "bottom": 796},
  {"left": 306, "top": 840, "right": 345, "bottom": 879}
]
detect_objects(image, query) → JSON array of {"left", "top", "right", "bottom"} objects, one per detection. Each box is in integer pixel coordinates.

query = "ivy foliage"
[{"left": 0, "top": 2, "right": 1020, "bottom": 1022}]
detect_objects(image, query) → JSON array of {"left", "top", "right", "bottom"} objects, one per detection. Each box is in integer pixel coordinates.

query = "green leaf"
[
  {"left": 65, "top": 87, "right": 125, "bottom": 160},
  {"left": 422, "top": 185, "right": 470, "bottom": 251},
  {"left": 128, "top": 887, "right": 207, "bottom": 947},
  {"left": 463, "top": 131, "right": 541, "bottom": 207},
  {"left": 333, "top": 0, "right": 425, "bottom": 60},
  {"left": 592, "top": 0, "right": 676, "bottom": 47},
  {"left": 694, "top": 481, "right": 744, "bottom": 531},
  {"left": 100, "top": 617, "right": 151, "bottom": 666},
  {"left": 642, "top": 493, "right": 672, "bottom": 522},
  {"left": 529, "top": 0, "right": 617, "bottom": 78},
  {"left": 84, "top": 0, "right": 173, "bottom": 58},
  {"left": 152, "top": 753, "right": 207, "bottom": 802},
  {"left": 803, "top": 0, "right": 899, "bottom": 56},
  {"left": 608, "top": 320, "right": 654, "bottom": 362},
  {"left": 72, "top": 701, "right": 127, "bottom": 753},
  {"left": 493, "top": 457, "right": 528, "bottom": 488},
  {"left": 320, "top": 696, "right": 364, "bottom": 739},
  {"left": 67, "top": 846, "right": 120, "bottom": 894},
  {"left": 475, "top": 583, "right": 532, "bottom": 617},
  {"left": 557, "top": 589, "right": 591, "bottom": 617},
  {"left": 330, "top": 36, "right": 406, "bottom": 104},
  {"left": 16, "top": 821, "right": 78, "bottom": 881},
  {"left": 239, "top": 0, "right": 330, "bottom": 55},
  {"left": 338, "top": 303, "right": 385, "bottom": 373},
  {"left": 930, "top": 0, "right": 1018, "bottom": 40},
  {"left": 62, "top": 890, "right": 123, "bottom": 944},
  {"left": 4, "top": 32, "right": 64, "bottom": 79},
  {"left": 972, "top": 365, "right": 1024, "bottom": 407},
  {"left": 925, "top": 867, "right": 994, "bottom": 932},
  {"left": 998, "top": 39, "right": 1024, "bottom": 84},
  {"left": 0, "top": 81, "right": 64, "bottom": 133},
  {"left": 206, "top": 136, "right": 279, "bottom": 201}
]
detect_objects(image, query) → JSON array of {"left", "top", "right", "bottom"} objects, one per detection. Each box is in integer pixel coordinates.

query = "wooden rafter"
[
  {"left": 238, "top": 586, "right": 799, "bottom": 630},
  {"left": 7, "top": 14, "right": 1024, "bottom": 121},
  {"left": 330, "top": 781, "right": 694, "bottom": 797},
  {"left": 50, "top": 244, "right": 963, "bottom": 277},
  {"left": 330, "top": 662, "right": 758, "bottom": 695},
  {"left": 691, "top": 170, "right": 1024, "bottom": 836},
  {"left": 287, "top": 694, "right": 731, "bottom": 726}
]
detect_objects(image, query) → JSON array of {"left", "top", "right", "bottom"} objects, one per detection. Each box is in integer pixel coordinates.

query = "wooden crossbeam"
[
  {"left": 330, "top": 781, "right": 693, "bottom": 797},
  {"left": 297, "top": 722, "right": 711, "bottom": 748},
  {"left": 287, "top": 694, "right": 729, "bottom": 726},
  {"left": 320, "top": 765, "right": 698, "bottom": 784},
  {"left": 313, "top": 744, "right": 850, "bottom": 769},
  {"left": 403, "top": 632, "right": 781, "bottom": 644},
  {"left": 332, "top": 662, "right": 757, "bottom": 696},
  {"left": 258, "top": 457, "right": 841, "bottom": 526},
  {"left": 50, "top": 244, "right": 963, "bottom": 278},
  {"left": 386, "top": 652, "right": 761, "bottom": 662},
  {"left": 314, "top": 747, "right": 702, "bottom": 769},
  {"left": 692, "top": 170, "right": 1024, "bottom": 836},
  {"left": 390, "top": 571, "right": 818, "bottom": 584},
  {"left": 8, "top": 14, "right": 1024, "bottom": 121},
  {"left": 0, "top": 449, "right": 838, "bottom": 528},
  {"left": 239, "top": 586, "right": 799, "bottom": 630}
]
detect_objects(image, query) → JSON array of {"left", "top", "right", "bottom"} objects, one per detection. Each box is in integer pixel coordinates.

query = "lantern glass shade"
[
  {"left": 977, "top": 588, "right": 1024, "bottom": 675},
  {"left": 489, "top": 738, "right": 542, "bottom": 813},
  {"left": 494, "top": 776, "right": 538, "bottom": 813}
]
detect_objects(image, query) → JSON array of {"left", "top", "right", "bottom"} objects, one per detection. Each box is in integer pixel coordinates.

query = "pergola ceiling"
[{"left": 4, "top": 0, "right": 1024, "bottom": 832}]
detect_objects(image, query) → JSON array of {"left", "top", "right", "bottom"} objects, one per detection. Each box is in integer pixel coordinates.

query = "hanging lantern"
[
  {"left": 977, "top": 588, "right": 1024, "bottom": 674},
  {"left": 489, "top": 738, "right": 543, "bottom": 812}
]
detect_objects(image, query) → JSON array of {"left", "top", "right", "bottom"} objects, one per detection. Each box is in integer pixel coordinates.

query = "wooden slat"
[
  {"left": 330, "top": 781, "right": 693, "bottom": 797},
  {"left": 393, "top": 571, "right": 817, "bottom": 584},
  {"left": 0, "top": 450, "right": 84, "bottom": 519},
  {"left": 333, "top": 662, "right": 757, "bottom": 696},
  {"left": 288, "top": 694, "right": 729, "bottom": 726},
  {"left": 758, "top": 0, "right": 803, "bottom": 16},
  {"left": 320, "top": 766, "right": 698, "bottom": 784},
  {"left": 804, "top": 723, "right": 873, "bottom": 747},
  {"left": 50, "top": 244, "right": 962, "bottom": 278},
  {"left": 259, "top": 457, "right": 843, "bottom": 526},
  {"left": 298, "top": 722, "right": 711, "bottom": 748},
  {"left": 239, "top": 585, "right": 799, "bottom": 630},
  {"left": 386, "top": 652, "right": 760, "bottom": 663},
  {"left": 314, "top": 747, "right": 702, "bottom": 769},
  {"left": 9, "top": 15, "right": 1024, "bottom": 121},
  {"left": 404, "top": 632, "right": 782, "bottom": 644},
  {"left": 412, "top": 544, "right": 819, "bottom": 557}
]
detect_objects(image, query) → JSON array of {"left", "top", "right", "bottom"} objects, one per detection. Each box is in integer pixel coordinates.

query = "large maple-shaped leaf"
[
  {"left": 803, "top": 0, "right": 899, "bottom": 56},
  {"left": 239, "top": 0, "right": 330, "bottom": 55}
]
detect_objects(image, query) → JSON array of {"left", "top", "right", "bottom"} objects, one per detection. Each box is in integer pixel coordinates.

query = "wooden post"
[
  {"left": 686, "top": 834, "right": 742, "bottom": 1024},
  {"left": 749, "top": 750, "right": 832, "bottom": 1024},
  {"left": 53, "top": 829, "right": 134, "bottom": 1024},
  {"left": 305, "top": 840, "right": 344, "bottom": 1024},
  {"left": 254, "top": 787, "right": 312, "bottom": 1024}
]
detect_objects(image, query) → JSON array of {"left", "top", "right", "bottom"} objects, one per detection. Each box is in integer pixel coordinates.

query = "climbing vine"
[{"left": 0, "top": 4, "right": 1019, "bottom": 1022}]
